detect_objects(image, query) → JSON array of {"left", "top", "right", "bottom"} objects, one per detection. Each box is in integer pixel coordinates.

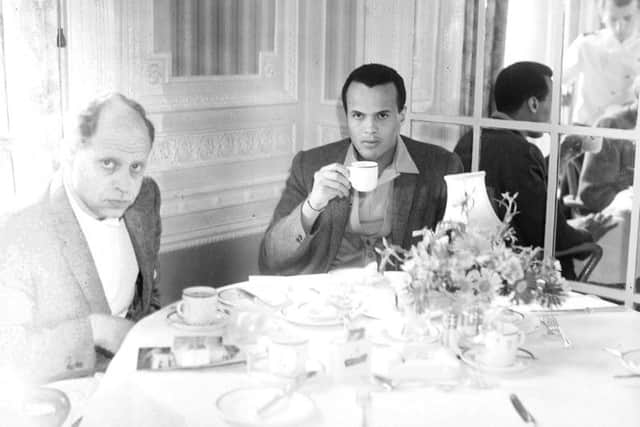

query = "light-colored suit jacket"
[
  {"left": 259, "top": 136, "right": 463, "bottom": 275},
  {"left": 0, "top": 173, "right": 161, "bottom": 383}
]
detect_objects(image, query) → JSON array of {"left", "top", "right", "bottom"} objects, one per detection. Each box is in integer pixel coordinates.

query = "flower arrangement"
[{"left": 378, "top": 193, "right": 567, "bottom": 310}]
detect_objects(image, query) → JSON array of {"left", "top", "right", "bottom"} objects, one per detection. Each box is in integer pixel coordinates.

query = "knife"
[
  {"left": 257, "top": 370, "right": 318, "bottom": 416},
  {"left": 510, "top": 393, "right": 537, "bottom": 426}
]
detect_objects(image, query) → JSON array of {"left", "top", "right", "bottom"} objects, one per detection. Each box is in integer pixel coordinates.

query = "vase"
[{"left": 399, "top": 284, "right": 438, "bottom": 342}]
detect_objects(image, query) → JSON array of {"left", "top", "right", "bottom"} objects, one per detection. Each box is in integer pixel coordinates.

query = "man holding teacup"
[
  {"left": 260, "top": 63, "right": 463, "bottom": 274},
  {"left": 0, "top": 93, "right": 161, "bottom": 382}
]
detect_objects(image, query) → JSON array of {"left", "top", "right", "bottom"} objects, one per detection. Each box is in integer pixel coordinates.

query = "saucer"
[
  {"left": 281, "top": 302, "right": 343, "bottom": 326},
  {"left": 370, "top": 322, "right": 441, "bottom": 344},
  {"left": 460, "top": 347, "right": 531, "bottom": 374},
  {"left": 166, "top": 309, "right": 228, "bottom": 332},
  {"left": 216, "top": 386, "right": 316, "bottom": 426}
]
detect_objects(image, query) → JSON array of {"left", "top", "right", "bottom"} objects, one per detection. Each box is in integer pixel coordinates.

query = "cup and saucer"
[
  {"left": 460, "top": 323, "right": 533, "bottom": 374},
  {"left": 167, "top": 286, "right": 229, "bottom": 332}
]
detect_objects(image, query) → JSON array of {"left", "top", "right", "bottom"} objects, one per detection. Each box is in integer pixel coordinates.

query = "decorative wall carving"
[
  {"left": 316, "top": 124, "right": 345, "bottom": 148},
  {"left": 149, "top": 125, "right": 295, "bottom": 170}
]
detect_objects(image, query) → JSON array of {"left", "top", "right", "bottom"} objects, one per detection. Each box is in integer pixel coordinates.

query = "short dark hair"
[
  {"left": 76, "top": 93, "right": 155, "bottom": 146},
  {"left": 494, "top": 61, "right": 553, "bottom": 114},
  {"left": 599, "top": 0, "right": 639, "bottom": 9},
  {"left": 340, "top": 63, "right": 406, "bottom": 113}
]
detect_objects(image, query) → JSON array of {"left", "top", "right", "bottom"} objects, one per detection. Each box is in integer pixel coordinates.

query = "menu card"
[{"left": 137, "top": 336, "right": 244, "bottom": 371}]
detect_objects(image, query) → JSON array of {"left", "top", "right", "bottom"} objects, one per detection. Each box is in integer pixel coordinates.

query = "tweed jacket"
[
  {"left": 454, "top": 128, "right": 593, "bottom": 253},
  {"left": 578, "top": 104, "right": 637, "bottom": 213},
  {"left": 0, "top": 173, "right": 161, "bottom": 383},
  {"left": 259, "top": 136, "right": 463, "bottom": 275}
]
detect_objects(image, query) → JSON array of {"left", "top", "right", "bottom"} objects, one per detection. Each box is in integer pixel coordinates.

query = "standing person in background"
[
  {"left": 563, "top": 0, "right": 640, "bottom": 125},
  {"left": 0, "top": 93, "right": 162, "bottom": 383}
]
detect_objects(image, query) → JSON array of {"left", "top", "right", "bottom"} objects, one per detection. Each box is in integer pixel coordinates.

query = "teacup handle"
[{"left": 176, "top": 301, "right": 186, "bottom": 318}]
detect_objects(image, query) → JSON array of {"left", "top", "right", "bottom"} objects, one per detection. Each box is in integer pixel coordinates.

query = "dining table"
[{"left": 75, "top": 272, "right": 640, "bottom": 427}]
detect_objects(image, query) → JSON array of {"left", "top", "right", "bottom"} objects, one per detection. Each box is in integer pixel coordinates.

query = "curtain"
[
  {"left": 171, "top": 0, "right": 276, "bottom": 76},
  {"left": 0, "top": 0, "right": 63, "bottom": 203},
  {"left": 460, "top": 0, "right": 509, "bottom": 116}
]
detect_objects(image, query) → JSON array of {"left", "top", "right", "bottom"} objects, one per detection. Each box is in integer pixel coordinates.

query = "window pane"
[
  {"left": 559, "top": 129, "right": 637, "bottom": 290},
  {"left": 158, "top": 0, "right": 276, "bottom": 76},
  {"left": 2, "top": 0, "right": 62, "bottom": 199},
  {"left": 410, "top": 121, "right": 471, "bottom": 153},
  {"left": 411, "top": 0, "right": 475, "bottom": 116},
  {"left": 561, "top": 0, "right": 640, "bottom": 127},
  {"left": 485, "top": 0, "right": 557, "bottom": 120}
]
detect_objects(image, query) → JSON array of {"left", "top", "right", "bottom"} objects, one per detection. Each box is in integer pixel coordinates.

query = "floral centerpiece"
[{"left": 378, "top": 193, "right": 568, "bottom": 314}]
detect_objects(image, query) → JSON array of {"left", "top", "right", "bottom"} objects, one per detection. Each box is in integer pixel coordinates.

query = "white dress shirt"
[
  {"left": 563, "top": 28, "right": 640, "bottom": 125},
  {"left": 64, "top": 177, "right": 138, "bottom": 317}
]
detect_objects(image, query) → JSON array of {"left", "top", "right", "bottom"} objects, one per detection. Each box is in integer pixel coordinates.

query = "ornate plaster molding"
[
  {"left": 148, "top": 125, "right": 295, "bottom": 171},
  {"left": 160, "top": 218, "right": 270, "bottom": 253}
]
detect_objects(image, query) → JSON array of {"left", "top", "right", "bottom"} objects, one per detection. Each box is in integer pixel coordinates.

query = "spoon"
[
  {"left": 603, "top": 347, "right": 624, "bottom": 358},
  {"left": 372, "top": 374, "right": 396, "bottom": 391},
  {"left": 233, "top": 287, "right": 283, "bottom": 309}
]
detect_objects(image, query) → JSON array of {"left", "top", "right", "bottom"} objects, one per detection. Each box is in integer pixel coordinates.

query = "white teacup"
[
  {"left": 267, "top": 335, "right": 309, "bottom": 378},
  {"left": 348, "top": 161, "right": 378, "bottom": 192},
  {"left": 480, "top": 323, "right": 525, "bottom": 367},
  {"left": 177, "top": 286, "right": 219, "bottom": 325}
]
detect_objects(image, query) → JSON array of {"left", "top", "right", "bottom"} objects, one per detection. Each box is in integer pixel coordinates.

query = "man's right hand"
[
  {"left": 307, "top": 163, "right": 351, "bottom": 211},
  {"left": 570, "top": 212, "right": 618, "bottom": 242}
]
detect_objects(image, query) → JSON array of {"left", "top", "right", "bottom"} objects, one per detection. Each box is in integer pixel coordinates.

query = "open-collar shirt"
[
  {"left": 331, "top": 136, "right": 419, "bottom": 269},
  {"left": 63, "top": 174, "right": 138, "bottom": 317}
]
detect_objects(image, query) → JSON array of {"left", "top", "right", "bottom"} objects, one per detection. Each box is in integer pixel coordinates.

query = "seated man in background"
[
  {"left": 260, "top": 63, "right": 463, "bottom": 275},
  {"left": 454, "top": 62, "right": 614, "bottom": 279},
  {"left": 0, "top": 93, "right": 162, "bottom": 383},
  {"left": 578, "top": 101, "right": 637, "bottom": 213}
]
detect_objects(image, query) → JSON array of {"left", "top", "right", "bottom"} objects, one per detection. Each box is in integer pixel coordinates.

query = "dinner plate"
[
  {"left": 216, "top": 386, "right": 316, "bottom": 426},
  {"left": 369, "top": 322, "right": 441, "bottom": 344},
  {"left": 281, "top": 302, "right": 343, "bottom": 326},
  {"left": 166, "top": 308, "right": 228, "bottom": 332},
  {"left": 460, "top": 347, "right": 531, "bottom": 374}
]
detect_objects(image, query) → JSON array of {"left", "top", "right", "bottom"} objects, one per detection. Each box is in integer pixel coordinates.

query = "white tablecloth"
[{"left": 80, "top": 282, "right": 640, "bottom": 427}]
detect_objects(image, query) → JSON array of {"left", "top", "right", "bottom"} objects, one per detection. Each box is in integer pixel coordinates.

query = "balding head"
[
  {"left": 64, "top": 93, "right": 155, "bottom": 219},
  {"left": 71, "top": 93, "right": 154, "bottom": 151}
]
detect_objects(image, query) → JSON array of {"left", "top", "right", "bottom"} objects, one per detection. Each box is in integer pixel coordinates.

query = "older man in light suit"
[
  {"left": 260, "top": 63, "right": 462, "bottom": 274},
  {"left": 0, "top": 93, "right": 161, "bottom": 383}
]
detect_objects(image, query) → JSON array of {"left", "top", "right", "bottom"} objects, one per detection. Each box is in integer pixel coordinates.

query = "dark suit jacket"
[
  {"left": 0, "top": 173, "right": 161, "bottom": 383},
  {"left": 578, "top": 104, "right": 637, "bottom": 212},
  {"left": 454, "top": 128, "right": 592, "bottom": 256},
  {"left": 259, "top": 136, "right": 463, "bottom": 275}
]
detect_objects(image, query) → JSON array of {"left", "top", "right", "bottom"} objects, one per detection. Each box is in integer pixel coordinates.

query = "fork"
[{"left": 542, "top": 315, "right": 572, "bottom": 347}]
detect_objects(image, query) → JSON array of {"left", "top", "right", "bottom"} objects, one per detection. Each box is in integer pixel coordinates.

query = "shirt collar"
[
  {"left": 490, "top": 112, "right": 528, "bottom": 138},
  {"left": 343, "top": 136, "right": 419, "bottom": 175}
]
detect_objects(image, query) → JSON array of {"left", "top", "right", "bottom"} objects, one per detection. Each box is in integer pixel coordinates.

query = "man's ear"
[
  {"left": 527, "top": 97, "right": 539, "bottom": 114},
  {"left": 398, "top": 105, "right": 407, "bottom": 123}
]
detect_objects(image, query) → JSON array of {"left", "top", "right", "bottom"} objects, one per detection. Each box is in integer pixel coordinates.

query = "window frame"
[{"left": 408, "top": 1, "right": 640, "bottom": 308}]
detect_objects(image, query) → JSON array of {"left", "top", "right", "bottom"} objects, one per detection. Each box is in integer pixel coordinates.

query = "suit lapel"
[
  {"left": 124, "top": 201, "right": 149, "bottom": 316},
  {"left": 48, "top": 174, "right": 110, "bottom": 314},
  {"left": 391, "top": 173, "right": 417, "bottom": 246}
]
